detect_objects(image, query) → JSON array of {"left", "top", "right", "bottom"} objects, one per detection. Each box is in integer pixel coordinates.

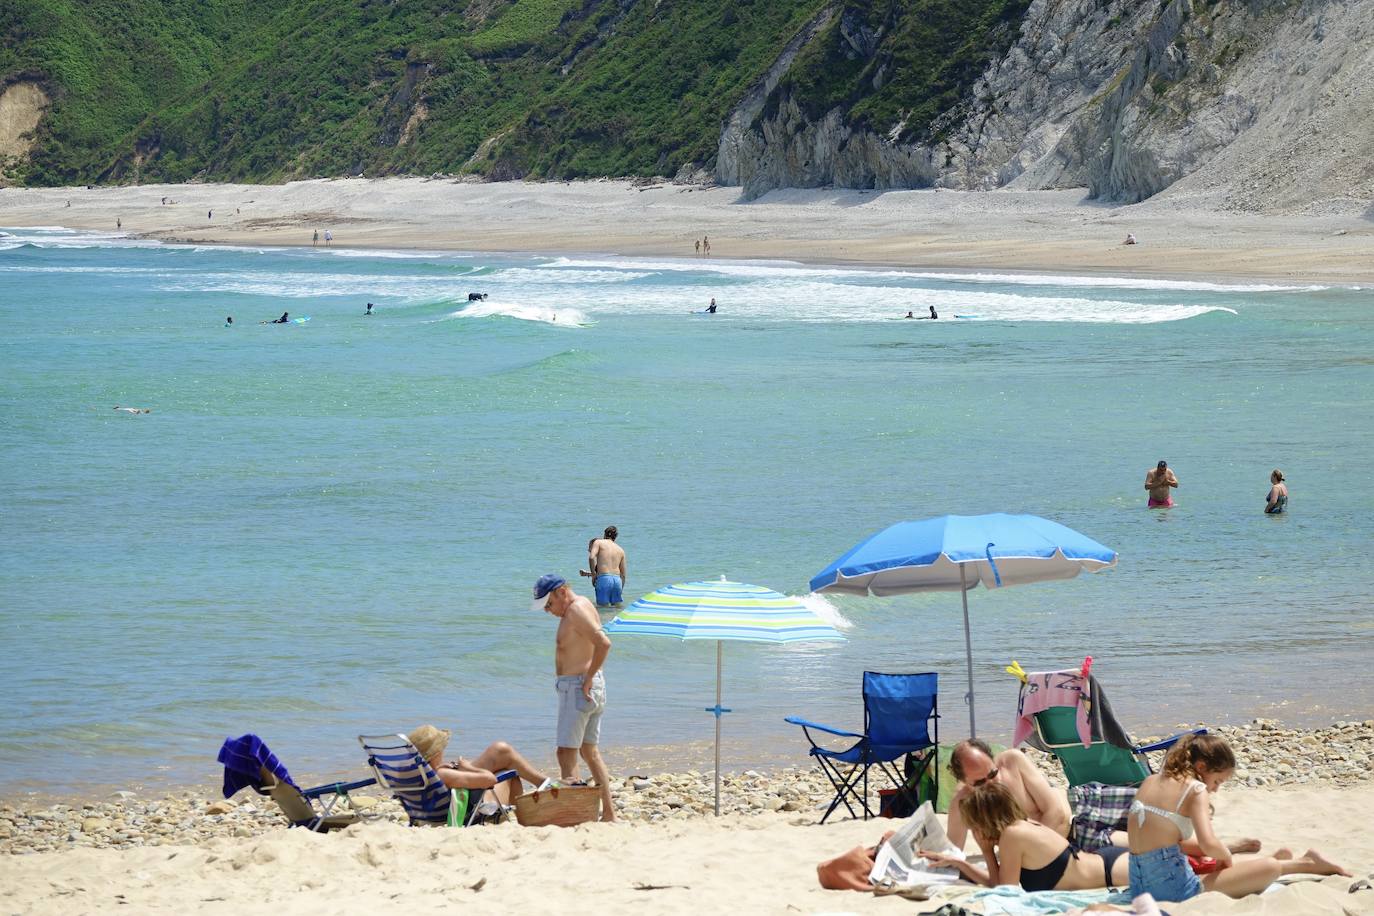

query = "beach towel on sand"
[
  {"left": 218, "top": 734, "right": 299, "bottom": 799},
  {"left": 971, "top": 885, "right": 1130, "bottom": 914}
]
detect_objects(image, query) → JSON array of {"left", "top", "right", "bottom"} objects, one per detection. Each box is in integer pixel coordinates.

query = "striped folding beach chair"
[{"left": 358, "top": 733, "right": 516, "bottom": 827}]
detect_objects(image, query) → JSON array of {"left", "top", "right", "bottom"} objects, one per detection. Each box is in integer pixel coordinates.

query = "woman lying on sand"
[
  {"left": 1127, "top": 734, "right": 1350, "bottom": 902},
  {"left": 920, "top": 782, "right": 1129, "bottom": 891}
]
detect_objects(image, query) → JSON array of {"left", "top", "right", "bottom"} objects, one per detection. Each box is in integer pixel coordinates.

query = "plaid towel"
[{"left": 1069, "top": 782, "right": 1136, "bottom": 853}]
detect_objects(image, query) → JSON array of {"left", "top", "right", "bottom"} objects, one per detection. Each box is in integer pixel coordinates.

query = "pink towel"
[{"left": 1013, "top": 671, "right": 1092, "bottom": 748}]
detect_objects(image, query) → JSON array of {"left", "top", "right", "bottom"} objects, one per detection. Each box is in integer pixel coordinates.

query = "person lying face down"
[{"left": 921, "top": 782, "right": 1130, "bottom": 891}]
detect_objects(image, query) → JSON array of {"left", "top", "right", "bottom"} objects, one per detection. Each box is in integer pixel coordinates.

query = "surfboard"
[{"left": 292, "top": 316, "right": 312, "bottom": 324}]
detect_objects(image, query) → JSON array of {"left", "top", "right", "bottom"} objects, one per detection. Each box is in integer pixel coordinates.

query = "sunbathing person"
[
  {"left": 922, "top": 782, "right": 1129, "bottom": 890},
  {"left": 946, "top": 739, "right": 1071, "bottom": 852},
  {"left": 1127, "top": 734, "right": 1350, "bottom": 902},
  {"left": 408, "top": 724, "right": 549, "bottom": 812}
]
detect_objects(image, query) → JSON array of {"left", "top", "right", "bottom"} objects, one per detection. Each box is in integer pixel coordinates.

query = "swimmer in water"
[
  {"left": 706, "top": 298, "right": 717, "bottom": 314},
  {"left": 263, "top": 312, "right": 290, "bottom": 324},
  {"left": 226, "top": 316, "right": 233, "bottom": 327},
  {"left": 113, "top": 406, "right": 151, "bottom": 414},
  {"left": 365, "top": 302, "right": 373, "bottom": 316},
  {"left": 916, "top": 306, "right": 938, "bottom": 319},
  {"left": 904, "top": 311, "right": 915, "bottom": 319}
]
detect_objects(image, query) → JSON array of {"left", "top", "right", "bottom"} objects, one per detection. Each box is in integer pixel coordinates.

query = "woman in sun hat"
[{"left": 407, "top": 724, "right": 549, "bottom": 813}]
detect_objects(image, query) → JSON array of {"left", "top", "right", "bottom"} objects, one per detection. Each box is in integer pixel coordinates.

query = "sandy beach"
[
  {"left": 2, "top": 722, "right": 1370, "bottom": 914},
  {"left": 2, "top": 178, "right": 1372, "bottom": 283}
]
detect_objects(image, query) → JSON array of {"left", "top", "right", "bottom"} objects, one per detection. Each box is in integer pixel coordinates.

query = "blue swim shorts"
[{"left": 594, "top": 574, "right": 623, "bottom": 607}]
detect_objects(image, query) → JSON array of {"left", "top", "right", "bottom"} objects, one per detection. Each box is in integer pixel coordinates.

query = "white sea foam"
[
  {"left": 545, "top": 255, "right": 1327, "bottom": 293},
  {"left": 442, "top": 301, "right": 590, "bottom": 326},
  {"left": 798, "top": 593, "right": 854, "bottom": 631}
]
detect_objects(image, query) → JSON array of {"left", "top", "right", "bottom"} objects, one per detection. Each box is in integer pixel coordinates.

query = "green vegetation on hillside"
[
  {"left": 770, "top": 0, "right": 1033, "bottom": 143},
  {"left": 2, "top": 0, "right": 1033, "bottom": 185}
]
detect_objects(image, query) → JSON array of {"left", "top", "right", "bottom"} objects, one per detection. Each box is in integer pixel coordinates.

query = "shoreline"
[
  {"left": 3, "top": 718, "right": 1368, "bottom": 850},
  {"left": 3, "top": 178, "right": 1372, "bottom": 285},
  {"left": 1, "top": 721, "right": 1370, "bottom": 916}
]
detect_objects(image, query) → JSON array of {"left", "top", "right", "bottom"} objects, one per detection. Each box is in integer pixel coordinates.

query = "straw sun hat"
[{"left": 407, "top": 725, "right": 451, "bottom": 762}]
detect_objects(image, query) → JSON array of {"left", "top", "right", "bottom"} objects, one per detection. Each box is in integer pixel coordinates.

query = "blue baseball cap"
[{"left": 531, "top": 573, "right": 567, "bottom": 611}]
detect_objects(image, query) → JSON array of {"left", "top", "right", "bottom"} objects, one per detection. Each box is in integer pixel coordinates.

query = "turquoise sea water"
[{"left": 2, "top": 226, "right": 1372, "bottom": 794}]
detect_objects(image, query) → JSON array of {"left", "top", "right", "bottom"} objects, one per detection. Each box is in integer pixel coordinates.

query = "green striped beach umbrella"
[{"left": 604, "top": 579, "right": 845, "bottom": 815}]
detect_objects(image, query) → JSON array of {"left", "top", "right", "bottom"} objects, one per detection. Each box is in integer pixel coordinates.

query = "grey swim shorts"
[{"left": 555, "top": 671, "right": 606, "bottom": 748}]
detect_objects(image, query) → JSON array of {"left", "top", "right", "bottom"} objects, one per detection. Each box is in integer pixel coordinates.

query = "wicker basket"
[{"left": 513, "top": 785, "right": 601, "bottom": 827}]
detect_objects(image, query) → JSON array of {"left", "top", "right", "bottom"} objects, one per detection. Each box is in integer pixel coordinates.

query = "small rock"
[
  {"left": 205, "top": 801, "right": 235, "bottom": 816},
  {"left": 81, "top": 817, "right": 110, "bottom": 834}
]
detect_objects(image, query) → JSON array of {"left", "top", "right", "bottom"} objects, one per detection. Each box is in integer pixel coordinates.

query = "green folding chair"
[{"left": 1032, "top": 705, "right": 1201, "bottom": 788}]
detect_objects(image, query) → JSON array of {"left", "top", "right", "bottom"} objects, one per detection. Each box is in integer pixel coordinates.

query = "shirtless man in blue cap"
[{"left": 533, "top": 574, "right": 615, "bottom": 820}]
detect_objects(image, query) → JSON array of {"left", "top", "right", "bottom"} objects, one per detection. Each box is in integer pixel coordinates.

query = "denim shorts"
[{"left": 1129, "top": 844, "right": 1202, "bottom": 902}]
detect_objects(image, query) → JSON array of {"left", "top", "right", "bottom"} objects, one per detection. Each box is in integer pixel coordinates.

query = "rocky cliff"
[{"left": 722, "top": 0, "right": 1374, "bottom": 210}]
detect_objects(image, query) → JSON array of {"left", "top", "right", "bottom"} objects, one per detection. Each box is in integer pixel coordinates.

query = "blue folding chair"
[
  {"left": 785, "top": 671, "right": 939, "bottom": 823},
  {"left": 217, "top": 735, "right": 376, "bottom": 832},
  {"left": 359, "top": 733, "right": 517, "bottom": 826}
]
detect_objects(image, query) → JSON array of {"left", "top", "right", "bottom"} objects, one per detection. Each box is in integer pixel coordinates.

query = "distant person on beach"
[
  {"left": 946, "top": 739, "right": 1071, "bottom": 853},
  {"left": 406, "top": 724, "right": 548, "bottom": 819},
  {"left": 695, "top": 239, "right": 700, "bottom": 256},
  {"left": 702, "top": 235, "right": 711, "bottom": 257},
  {"left": 208, "top": 210, "right": 212, "bottom": 220},
  {"left": 706, "top": 298, "right": 717, "bottom": 314},
  {"left": 1124, "top": 233, "right": 1137, "bottom": 245},
  {"left": 587, "top": 527, "right": 626, "bottom": 608},
  {"left": 365, "top": 302, "right": 373, "bottom": 316},
  {"left": 313, "top": 229, "right": 319, "bottom": 246},
  {"left": 921, "top": 782, "right": 1129, "bottom": 890},
  {"left": 324, "top": 229, "right": 332, "bottom": 246},
  {"left": 1125, "top": 734, "right": 1349, "bottom": 902},
  {"left": 1145, "top": 460, "right": 1179, "bottom": 508},
  {"left": 116, "top": 217, "right": 121, "bottom": 230},
  {"left": 532, "top": 574, "right": 615, "bottom": 821}
]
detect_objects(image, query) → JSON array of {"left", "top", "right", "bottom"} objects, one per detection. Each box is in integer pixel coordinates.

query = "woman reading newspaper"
[{"left": 920, "top": 783, "right": 1128, "bottom": 891}]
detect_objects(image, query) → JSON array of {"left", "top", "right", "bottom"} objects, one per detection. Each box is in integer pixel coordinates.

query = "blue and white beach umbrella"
[
  {"left": 605, "top": 579, "right": 845, "bottom": 815},
  {"left": 810, "top": 514, "right": 1117, "bottom": 737}
]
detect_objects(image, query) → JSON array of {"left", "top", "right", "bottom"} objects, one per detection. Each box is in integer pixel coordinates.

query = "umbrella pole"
[
  {"left": 960, "top": 563, "right": 976, "bottom": 738},
  {"left": 714, "top": 640, "right": 723, "bottom": 817}
]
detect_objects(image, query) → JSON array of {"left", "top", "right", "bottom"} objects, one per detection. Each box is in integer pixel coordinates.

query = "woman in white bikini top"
[{"left": 1129, "top": 779, "right": 1203, "bottom": 841}]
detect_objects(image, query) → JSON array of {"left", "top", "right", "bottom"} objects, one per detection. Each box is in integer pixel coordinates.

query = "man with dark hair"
[
  {"left": 1145, "top": 460, "right": 1179, "bottom": 508},
  {"left": 587, "top": 526, "right": 627, "bottom": 608},
  {"left": 946, "top": 738, "right": 1071, "bottom": 867}
]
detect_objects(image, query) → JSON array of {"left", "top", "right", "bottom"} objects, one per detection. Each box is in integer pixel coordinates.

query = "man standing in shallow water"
[
  {"left": 587, "top": 526, "right": 627, "bottom": 608},
  {"left": 1145, "top": 460, "right": 1179, "bottom": 508},
  {"left": 533, "top": 574, "right": 615, "bottom": 821}
]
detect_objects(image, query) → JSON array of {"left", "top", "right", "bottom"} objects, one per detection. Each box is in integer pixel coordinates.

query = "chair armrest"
[
  {"left": 494, "top": 769, "right": 518, "bottom": 783},
  {"left": 1135, "top": 728, "right": 1207, "bottom": 754},
  {"left": 302, "top": 777, "right": 378, "bottom": 799},
  {"left": 784, "top": 716, "right": 863, "bottom": 739}
]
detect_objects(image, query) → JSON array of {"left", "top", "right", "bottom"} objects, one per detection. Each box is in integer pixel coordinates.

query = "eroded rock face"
[
  {"left": 0, "top": 81, "right": 50, "bottom": 163},
  {"left": 720, "top": 0, "right": 1374, "bottom": 209}
]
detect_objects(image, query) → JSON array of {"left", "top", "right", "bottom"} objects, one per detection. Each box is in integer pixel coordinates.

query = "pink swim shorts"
[{"left": 1148, "top": 497, "right": 1174, "bottom": 508}]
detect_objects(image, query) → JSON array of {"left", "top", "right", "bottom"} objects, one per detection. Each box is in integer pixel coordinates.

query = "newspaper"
[{"left": 868, "top": 801, "right": 966, "bottom": 889}]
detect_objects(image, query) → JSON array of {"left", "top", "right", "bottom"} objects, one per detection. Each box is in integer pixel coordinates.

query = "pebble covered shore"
[{"left": 2, "top": 719, "right": 1369, "bottom": 856}]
